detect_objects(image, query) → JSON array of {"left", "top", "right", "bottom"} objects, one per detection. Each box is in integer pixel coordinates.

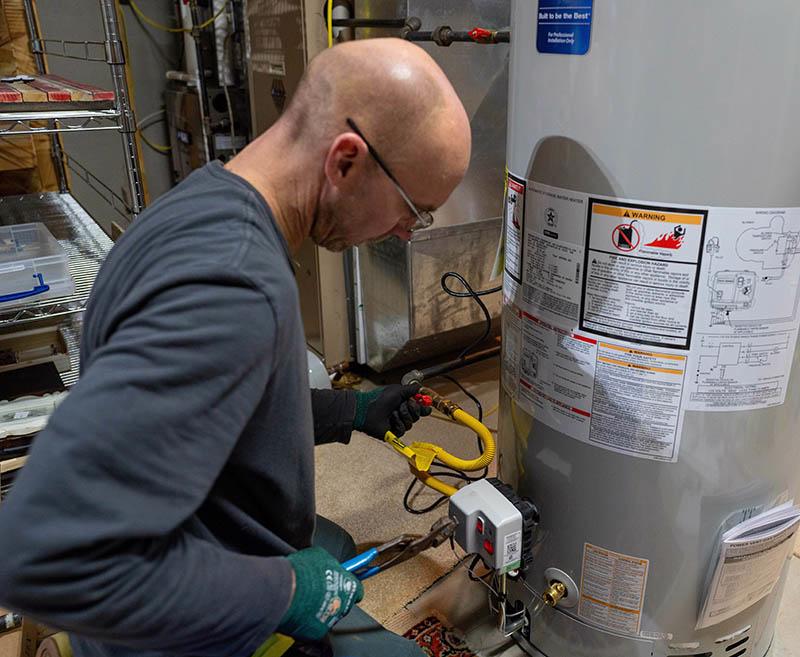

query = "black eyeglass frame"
[{"left": 345, "top": 117, "right": 434, "bottom": 231}]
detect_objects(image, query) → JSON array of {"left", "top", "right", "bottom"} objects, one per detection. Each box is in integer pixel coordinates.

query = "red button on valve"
[
  {"left": 483, "top": 539, "right": 494, "bottom": 555},
  {"left": 476, "top": 518, "right": 484, "bottom": 534}
]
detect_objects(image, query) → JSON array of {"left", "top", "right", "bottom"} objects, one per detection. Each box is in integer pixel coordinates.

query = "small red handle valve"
[
  {"left": 469, "top": 27, "right": 495, "bottom": 43},
  {"left": 414, "top": 393, "right": 433, "bottom": 407}
]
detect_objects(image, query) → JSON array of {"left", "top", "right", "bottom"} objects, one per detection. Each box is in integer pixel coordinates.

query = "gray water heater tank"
[{"left": 498, "top": 2, "right": 800, "bottom": 656}]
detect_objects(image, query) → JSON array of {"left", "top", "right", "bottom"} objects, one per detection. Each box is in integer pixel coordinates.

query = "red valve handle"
[
  {"left": 469, "top": 27, "right": 494, "bottom": 43},
  {"left": 414, "top": 394, "right": 433, "bottom": 407}
]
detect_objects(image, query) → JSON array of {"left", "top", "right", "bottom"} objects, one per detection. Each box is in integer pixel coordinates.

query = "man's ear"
[{"left": 324, "top": 133, "right": 368, "bottom": 186}]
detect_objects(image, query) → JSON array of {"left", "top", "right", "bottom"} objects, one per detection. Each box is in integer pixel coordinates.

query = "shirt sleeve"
[
  {"left": 310, "top": 389, "right": 356, "bottom": 445},
  {"left": 0, "top": 275, "right": 293, "bottom": 657}
]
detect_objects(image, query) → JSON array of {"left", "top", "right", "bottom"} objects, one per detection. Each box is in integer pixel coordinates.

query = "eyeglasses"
[{"left": 345, "top": 118, "right": 434, "bottom": 231}]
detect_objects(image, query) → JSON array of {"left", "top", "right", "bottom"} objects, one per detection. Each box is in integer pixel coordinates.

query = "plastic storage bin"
[{"left": 0, "top": 223, "right": 74, "bottom": 308}]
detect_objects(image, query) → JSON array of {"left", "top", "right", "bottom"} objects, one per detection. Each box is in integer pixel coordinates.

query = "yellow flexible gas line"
[{"left": 410, "top": 409, "right": 495, "bottom": 472}]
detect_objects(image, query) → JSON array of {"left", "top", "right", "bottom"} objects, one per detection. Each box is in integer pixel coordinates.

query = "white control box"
[{"left": 449, "top": 478, "right": 524, "bottom": 573}]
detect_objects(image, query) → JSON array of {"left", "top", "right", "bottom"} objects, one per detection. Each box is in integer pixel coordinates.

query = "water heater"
[{"left": 498, "top": 2, "right": 800, "bottom": 656}]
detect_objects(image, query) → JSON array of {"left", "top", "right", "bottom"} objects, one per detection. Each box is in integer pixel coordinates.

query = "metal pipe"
[
  {"left": 330, "top": 18, "right": 407, "bottom": 29},
  {"left": 405, "top": 26, "right": 510, "bottom": 46},
  {"left": 188, "top": 0, "right": 214, "bottom": 163},
  {"left": 402, "top": 344, "right": 501, "bottom": 386}
]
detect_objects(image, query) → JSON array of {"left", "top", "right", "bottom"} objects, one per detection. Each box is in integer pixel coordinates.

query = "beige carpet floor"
[{"left": 315, "top": 358, "right": 501, "bottom": 624}]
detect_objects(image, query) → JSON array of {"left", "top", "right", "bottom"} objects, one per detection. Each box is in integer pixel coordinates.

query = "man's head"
[{"left": 230, "top": 38, "right": 471, "bottom": 252}]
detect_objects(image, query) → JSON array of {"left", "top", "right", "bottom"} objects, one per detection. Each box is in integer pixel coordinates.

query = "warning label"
[
  {"left": 504, "top": 174, "right": 526, "bottom": 283},
  {"left": 590, "top": 343, "right": 687, "bottom": 461},
  {"left": 579, "top": 543, "right": 649, "bottom": 636},
  {"left": 581, "top": 199, "right": 708, "bottom": 349}
]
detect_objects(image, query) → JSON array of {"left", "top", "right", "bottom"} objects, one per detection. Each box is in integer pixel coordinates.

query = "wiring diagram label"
[
  {"left": 685, "top": 207, "right": 800, "bottom": 411},
  {"left": 581, "top": 200, "right": 708, "bottom": 349},
  {"left": 579, "top": 543, "right": 649, "bottom": 636}
]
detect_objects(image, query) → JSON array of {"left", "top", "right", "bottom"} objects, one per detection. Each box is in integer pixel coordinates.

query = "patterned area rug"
[{"left": 403, "top": 616, "right": 477, "bottom": 657}]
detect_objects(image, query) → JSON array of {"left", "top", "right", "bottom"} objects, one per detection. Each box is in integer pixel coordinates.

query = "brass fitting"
[
  {"left": 542, "top": 581, "right": 567, "bottom": 607},
  {"left": 419, "top": 386, "right": 461, "bottom": 417}
]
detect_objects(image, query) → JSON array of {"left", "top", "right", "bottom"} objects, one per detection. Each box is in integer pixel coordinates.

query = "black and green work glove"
[
  {"left": 353, "top": 384, "right": 432, "bottom": 439},
  {"left": 278, "top": 547, "right": 364, "bottom": 641}
]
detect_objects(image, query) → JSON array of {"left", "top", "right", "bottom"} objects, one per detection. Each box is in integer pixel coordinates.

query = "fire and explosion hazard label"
[{"left": 581, "top": 199, "right": 708, "bottom": 349}]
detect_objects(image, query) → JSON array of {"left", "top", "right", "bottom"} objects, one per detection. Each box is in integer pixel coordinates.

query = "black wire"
[
  {"left": 467, "top": 554, "right": 492, "bottom": 583},
  {"left": 402, "top": 476, "right": 451, "bottom": 515},
  {"left": 402, "top": 272, "right": 500, "bottom": 515},
  {"left": 402, "top": 469, "right": 483, "bottom": 514},
  {"left": 434, "top": 374, "right": 483, "bottom": 422},
  {"left": 440, "top": 272, "right": 501, "bottom": 360}
]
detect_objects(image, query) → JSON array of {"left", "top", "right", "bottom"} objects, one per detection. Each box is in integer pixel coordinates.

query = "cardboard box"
[
  {"left": 0, "top": 8, "right": 11, "bottom": 47},
  {"left": 0, "top": 135, "right": 36, "bottom": 172},
  {"left": 1, "top": 1, "right": 29, "bottom": 41}
]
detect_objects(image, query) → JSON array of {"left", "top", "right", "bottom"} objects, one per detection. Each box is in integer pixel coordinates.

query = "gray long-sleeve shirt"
[{"left": 0, "top": 162, "right": 355, "bottom": 657}]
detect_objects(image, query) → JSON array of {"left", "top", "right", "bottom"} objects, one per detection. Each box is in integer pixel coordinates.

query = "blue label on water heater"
[{"left": 537, "top": 0, "right": 593, "bottom": 55}]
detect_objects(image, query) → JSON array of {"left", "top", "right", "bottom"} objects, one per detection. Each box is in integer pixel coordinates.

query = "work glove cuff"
[
  {"left": 353, "top": 389, "right": 382, "bottom": 432},
  {"left": 278, "top": 548, "right": 363, "bottom": 641}
]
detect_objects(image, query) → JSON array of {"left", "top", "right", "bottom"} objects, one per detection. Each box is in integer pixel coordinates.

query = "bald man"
[{"left": 0, "top": 39, "right": 470, "bottom": 657}]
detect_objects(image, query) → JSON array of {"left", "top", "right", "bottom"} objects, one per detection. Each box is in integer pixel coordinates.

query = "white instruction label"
[
  {"left": 579, "top": 543, "right": 649, "bottom": 636},
  {"left": 504, "top": 174, "right": 526, "bottom": 283},
  {"left": 523, "top": 184, "right": 586, "bottom": 324},
  {"left": 502, "top": 177, "right": 800, "bottom": 461},
  {"left": 503, "top": 181, "right": 690, "bottom": 462},
  {"left": 501, "top": 299, "right": 523, "bottom": 398},
  {"left": 685, "top": 208, "right": 800, "bottom": 411}
]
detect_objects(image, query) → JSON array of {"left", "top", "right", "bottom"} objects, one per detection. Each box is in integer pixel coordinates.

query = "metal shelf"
[
  {"left": 20, "top": 0, "right": 146, "bottom": 218},
  {"left": 0, "top": 193, "right": 113, "bottom": 330},
  {"left": 0, "top": 108, "right": 121, "bottom": 136},
  {"left": 37, "top": 38, "right": 108, "bottom": 63}
]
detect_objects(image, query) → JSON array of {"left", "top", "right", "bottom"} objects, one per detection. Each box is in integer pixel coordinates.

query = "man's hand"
[
  {"left": 278, "top": 547, "right": 363, "bottom": 641},
  {"left": 353, "top": 384, "right": 432, "bottom": 439}
]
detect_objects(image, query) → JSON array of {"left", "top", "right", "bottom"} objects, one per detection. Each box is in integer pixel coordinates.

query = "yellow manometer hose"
[{"left": 384, "top": 388, "right": 496, "bottom": 497}]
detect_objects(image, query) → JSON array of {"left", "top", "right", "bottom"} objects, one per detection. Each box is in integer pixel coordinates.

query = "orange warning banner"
[
  {"left": 598, "top": 356, "right": 684, "bottom": 375},
  {"left": 599, "top": 342, "right": 687, "bottom": 362},
  {"left": 593, "top": 203, "right": 704, "bottom": 225}
]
